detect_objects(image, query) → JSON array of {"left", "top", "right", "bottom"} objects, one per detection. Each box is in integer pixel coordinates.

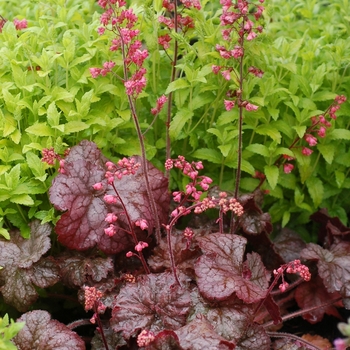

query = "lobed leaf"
[
  {"left": 195, "top": 233, "right": 269, "bottom": 303},
  {"left": 110, "top": 272, "right": 192, "bottom": 339},
  {"left": 13, "top": 310, "right": 85, "bottom": 350},
  {"left": 49, "top": 140, "right": 169, "bottom": 254}
]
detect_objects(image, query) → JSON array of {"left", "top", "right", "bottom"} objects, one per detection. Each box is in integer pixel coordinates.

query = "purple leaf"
[
  {"left": 57, "top": 252, "right": 114, "bottom": 288},
  {"left": 175, "top": 315, "right": 236, "bottom": 350},
  {"left": 262, "top": 294, "right": 282, "bottom": 325},
  {"left": 301, "top": 242, "right": 350, "bottom": 297},
  {"left": 49, "top": 140, "right": 169, "bottom": 254},
  {"left": 146, "top": 330, "right": 182, "bottom": 350},
  {"left": 0, "top": 221, "right": 59, "bottom": 311},
  {"left": 8, "top": 220, "right": 51, "bottom": 268},
  {"left": 195, "top": 233, "right": 269, "bottom": 303},
  {"left": 13, "top": 310, "right": 85, "bottom": 350},
  {"left": 110, "top": 272, "right": 191, "bottom": 339},
  {"left": 295, "top": 276, "right": 342, "bottom": 324},
  {"left": 148, "top": 228, "right": 202, "bottom": 274},
  {"left": 205, "top": 302, "right": 270, "bottom": 349}
]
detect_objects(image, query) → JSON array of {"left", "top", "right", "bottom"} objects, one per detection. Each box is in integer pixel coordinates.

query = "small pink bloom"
[
  {"left": 126, "top": 251, "right": 133, "bottom": 258},
  {"left": 247, "top": 31, "right": 257, "bottom": 41},
  {"left": 104, "top": 224, "right": 117, "bottom": 237},
  {"left": 135, "top": 219, "right": 148, "bottom": 230},
  {"left": 105, "top": 213, "right": 118, "bottom": 223},
  {"left": 304, "top": 134, "right": 317, "bottom": 147},
  {"left": 302, "top": 147, "right": 313, "bottom": 156},
  {"left": 334, "top": 338, "right": 347, "bottom": 350},
  {"left": 135, "top": 241, "right": 149, "bottom": 252},
  {"left": 231, "top": 45, "right": 244, "bottom": 58},
  {"left": 97, "top": 27, "right": 105, "bottom": 35},
  {"left": 245, "top": 103, "right": 258, "bottom": 111},
  {"left": 104, "top": 194, "right": 117, "bottom": 204},
  {"left": 224, "top": 99, "right": 235, "bottom": 111},
  {"left": 221, "top": 70, "right": 231, "bottom": 80},
  {"left": 93, "top": 182, "right": 103, "bottom": 190},
  {"left": 173, "top": 191, "right": 182, "bottom": 203},
  {"left": 284, "top": 163, "right": 294, "bottom": 174},
  {"left": 212, "top": 65, "right": 221, "bottom": 74},
  {"left": 13, "top": 18, "right": 27, "bottom": 30},
  {"left": 90, "top": 67, "right": 101, "bottom": 78},
  {"left": 318, "top": 126, "right": 326, "bottom": 138}
]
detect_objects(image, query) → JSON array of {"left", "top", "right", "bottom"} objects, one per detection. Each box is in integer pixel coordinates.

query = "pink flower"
[
  {"left": 246, "top": 31, "right": 257, "bottom": 41},
  {"left": 104, "top": 224, "right": 117, "bottom": 237},
  {"left": 231, "top": 45, "right": 244, "bottom": 58},
  {"left": 93, "top": 182, "right": 103, "bottom": 190},
  {"left": 90, "top": 68, "right": 101, "bottom": 78},
  {"left": 135, "top": 219, "right": 148, "bottom": 230},
  {"left": 248, "top": 66, "right": 264, "bottom": 78},
  {"left": 284, "top": 163, "right": 294, "bottom": 174},
  {"left": 224, "top": 99, "right": 235, "bottom": 111},
  {"left": 334, "top": 338, "right": 347, "bottom": 350},
  {"left": 104, "top": 194, "right": 117, "bottom": 204},
  {"left": 13, "top": 18, "right": 27, "bottom": 30},
  {"left": 221, "top": 70, "right": 231, "bottom": 80},
  {"left": 245, "top": 103, "right": 258, "bottom": 111},
  {"left": 158, "top": 34, "right": 172, "bottom": 49},
  {"left": 97, "top": 27, "right": 105, "bottom": 35},
  {"left": 318, "top": 126, "right": 326, "bottom": 138},
  {"left": 126, "top": 251, "right": 133, "bottom": 258},
  {"left": 105, "top": 213, "right": 118, "bottom": 223},
  {"left": 304, "top": 134, "right": 317, "bottom": 147},
  {"left": 172, "top": 191, "right": 182, "bottom": 202},
  {"left": 302, "top": 147, "right": 313, "bottom": 156},
  {"left": 212, "top": 65, "right": 221, "bottom": 74},
  {"left": 135, "top": 241, "right": 149, "bottom": 252},
  {"left": 137, "top": 330, "right": 155, "bottom": 347}
]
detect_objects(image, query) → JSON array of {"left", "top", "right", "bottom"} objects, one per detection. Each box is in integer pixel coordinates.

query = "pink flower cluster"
[
  {"left": 105, "top": 157, "right": 141, "bottom": 184},
  {"left": 282, "top": 95, "right": 347, "bottom": 174},
  {"left": 213, "top": 0, "right": 265, "bottom": 111},
  {"left": 89, "top": 61, "right": 115, "bottom": 78},
  {"left": 151, "top": 95, "right": 168, "bottom": 115},
  {"left": 273, "top": 259, "right": 311, "bottom": 292},
  {"left": 91, "top": 0, "right": 149, "bottom": 97},
  {"left": 13, "top": 18, "right": 27, "bottom": 30},
  {"left": 157, "top": 0, "right": 201, "bottom": 49},
  {"left": 41, "top": 148, "right": 69, "bottom": 174},
  {"left": 84, "top": 286, "right": 103, "bottom": 311},
  {"left": 137, "top": 329, "right": 155, "bottom": 347}
]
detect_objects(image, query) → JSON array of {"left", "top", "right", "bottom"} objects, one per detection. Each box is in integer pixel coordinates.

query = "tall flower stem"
[{"left": 118, "top": 32, "right": 162, "bottom": 243}]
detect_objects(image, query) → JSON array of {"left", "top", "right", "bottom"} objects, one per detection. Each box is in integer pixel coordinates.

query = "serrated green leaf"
[
  {"left": 256, "top": 125, "right": 281, "bottom": 142},
  {"left": 218, "top": 144, "right": 232, "bottom": 157},
  {"left": 5, "top": 164, "right": 20, "bottom": 190},
  {"left": 292, "top": 125, "right": 306, "bottom": 138},
  {"left": 335, "top": 170, "right": 345, "bottom": 188},
  {"left": 282, "top": 211, "right": 290, "bottom": 227},
  {"left": 317, "top": 143, "right": 335, "bottom": 164},
  {"left": 26, "top": 152, "right": 47, "bottom": 182},
  {"left": 264, "top": 165, "right": 279, "bottom": 189},
  {"left": 10, "top": 129, "right": 21, "bottom": 144},
  {"left": 330, "top": 129, "right": 350, "bottom": 140},
  {"left": 165, "top": 78, "right": 189, "bottom": 94},
  {"left": 272, "top": 147, "right": 294, "bottom": 158},
  {"left": 192, "top": 148, "right": 222, "bottom": 164},
  {"left": 46, "top": 101, "right": 61, "bottom": 127},
  {"left": 0, "top": 227, "right": 10, "bottom": 240},
  {"left": 241, "top": 159, "right": 255, "bottom": 175},
  {"left": 169, "top": 108, "right": 193, "bottom": 139},
  {"left": 25, "top": 123, "right": 55, "bottom": 137},
  {"left": 10, "top": 194, "right": 34, "bottom": 206},
  {"left": 306, "top": 177, "right": 323, "bottom": 207},
  {"left": 246, "top": 143, "right": 269, "bottom": 157},
  {"left": 64, "top": 121, "right": 90, "bottom": 134}
]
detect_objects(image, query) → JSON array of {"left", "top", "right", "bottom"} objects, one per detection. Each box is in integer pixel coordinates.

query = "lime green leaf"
[
  {"left": 64, "top": 121, "right": 90, "bottom": 134},
  {"left": 246, "top": 143, "right": 269, "bottom": 157},
  {"left": 0, "top": 227, "right": 10, "bottom": 240},
  {"left": 46, "top": 101, "right": 61, "bottom": 127},
  {"left": 282, "top": 211, "right": 290, "bottom": 227},
  {"left": 306, "top": 177, "right": 323, "bottom": 207},
  {"left": 169, "top": 108, "right": 193, "bottom": 139},
  {"left": 264, "top": 165, "right": 279, "bottom": 189},
  {"left": 26, "top": 152, "right": 47, "bottom": 182},
  {"left": 25, "top": 123, "right": 55, "bottom": 137},
  {"left": 241, "top": 160, "right": 255, "bottom": 175},
  {"left": 218, "top": 144, "right": 232, "bottom": 157},
  {"left": 317, "top": 144, "right": 335, "bottom": 164},
  {"left": 192, "top": 148, "right": 222, "bottom": 164},
  {"left": 335, "top": 170, "right": 345, "bottom": 188},
  {"left": 256, "top": 125, "right": 281, "bottom": 142},
  {"left": 329, "top": 129, "right": 350, "bottom": 140},
  {"left": 10, "top": 194, "right": 34, "bottom": 206},
  {"left": 292, "top": 125, "right": 306, "bottom": 138},
  {"left": 5, "top": 164, "right": 20, "bottom": 190},
  {"left": 165, "top": 78, "right": 189, "bottom": 94},
  {"left": 272, "top": 147, "right": 294, "bottom": 157}
]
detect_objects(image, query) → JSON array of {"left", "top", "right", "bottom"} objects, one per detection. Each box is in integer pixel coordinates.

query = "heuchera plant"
[{"left": 0, "top": 0, "right": 349, "bottom": 350}]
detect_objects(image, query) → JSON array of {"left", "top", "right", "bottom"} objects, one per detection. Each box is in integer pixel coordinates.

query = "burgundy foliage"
[
  {"left": 195, "top": 233, "right": 269, "bottom": 303},
  {"left": 49, "top": 140, "right": 169, "bottom": 254},
  {"left": 1, "top": 141, "right": 349, "bottom": 349},
  {"left": 13, "top": 310, "right": 85, "bottom": 350},
  {"left": 0, "top": 221, "right": 59, "bottom": 311}
]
